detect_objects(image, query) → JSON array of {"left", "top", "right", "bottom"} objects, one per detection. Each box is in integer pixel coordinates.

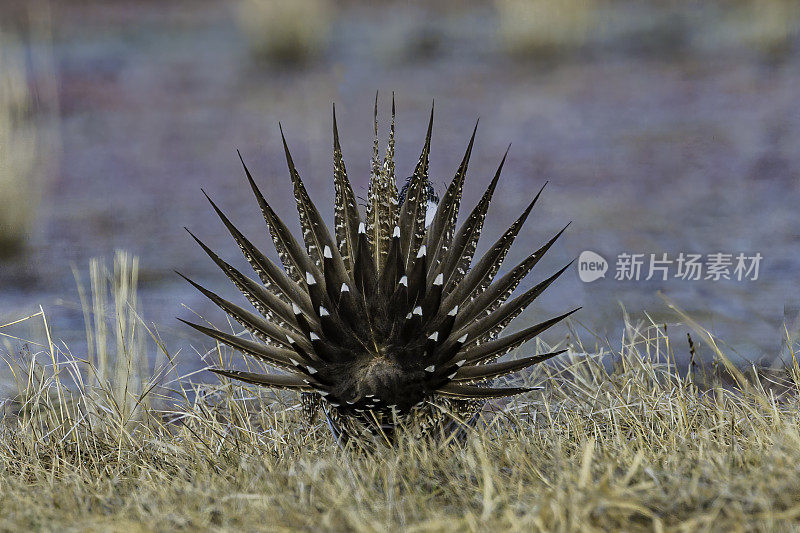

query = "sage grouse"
[{"left": 180, "top": 99, "right": 577, "bottom": 443}]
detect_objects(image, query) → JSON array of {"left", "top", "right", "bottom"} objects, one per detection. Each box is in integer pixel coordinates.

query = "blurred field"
[{"left": 0, "top": 0, "right": 798, "bottom": 379}]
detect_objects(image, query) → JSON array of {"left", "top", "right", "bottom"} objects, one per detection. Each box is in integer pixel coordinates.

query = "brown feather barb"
[{"left": 183, "top": 99, "right": 577, "bottom": 443}]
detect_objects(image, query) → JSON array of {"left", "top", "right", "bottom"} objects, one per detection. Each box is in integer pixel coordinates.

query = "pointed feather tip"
[
  {"left": 174, "top": 271, "right": 211, "bottom": 297},
  {"left": 393, "top": 226, "right": 400, "bottom": 238},
  {"left": 519, "top": 181, "right": 548, "bottom": 217},
  {"left": 541, "top": 221, "right": 572, "bottom": 247},
  {"left": 173, "top": 269, "right": 189, "bottom": 282},
  {"left": 305, "top": 271, "right": 316, "bottom": 285},
  {"left": 183, "top": 227, "right": 203, "bottom": 246},
  {"left": 200, "top": 189, "right": 244, "bottom": 232},
  {"left": 332, "top": 104, "right": 341, "bottom": 146},
  {"left": 236, "top": 149, "right": 248, "bottom": 171},
  {"left": 417, "top": 245, "right": 427, "bottom": 258},
  {"left": 208, "top": 367, "right": 244, "bottom": 382},
  {"left": 358, "top": 222, "right": 366, "bottom": 234},
  {"left": 481, "top": 148, "right": 508, "bottom": 195},
  {"left": 373, "top": 91, "right": 379, "bottom": 134},
  {"left": 184, "top": 227, "right": 217, "bottom": 254},
  {"left": 278, "top": 122, "right": 299, "bottom": 171},
  {"left": 176, "top": 317, "right": 207, "bottom": 333},
  {"left": 434, "top": 273, "right": 444, "bottom": 286},
  {"left": 463, "top": 118, "right": 479, "bottom": 154},
  {"left": 237, "top": 155, "right": 273, "bottom": 210},
  {"left": 323, "top": 245, "right": 332, "bottom": 259},
  {"left": 423, "top": 101, "right": 434, "bottom": 148}
]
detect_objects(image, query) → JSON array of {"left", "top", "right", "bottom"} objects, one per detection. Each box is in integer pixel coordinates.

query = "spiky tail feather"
[{"left": 183, "top": 100, "right": 575, "bottom": 441}]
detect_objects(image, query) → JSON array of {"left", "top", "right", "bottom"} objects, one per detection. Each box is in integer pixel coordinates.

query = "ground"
[{"left": 1, "top": 0, "right": 798, "bottom": 375}]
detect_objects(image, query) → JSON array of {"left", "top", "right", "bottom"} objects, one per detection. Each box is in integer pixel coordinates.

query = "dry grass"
[
  {"left": 235, "top": 0, "right": 332, "bottom": 64},
  {"left": 0, "top": 17, "right": 58, "bottom": 256},
  {"left": 494, "top": 0, "right": 799, "bottom": 60},
  {"left": 0, "top": 31, "right": 39, "bottom": 254},
  {"left": 2, "top": 255, "right": 800, "bottom": 531},
  {"left": 727, "top": 0, "right": 800, "bottom": 57},
  {"left": 495, "top": 0, "right": 598, "bottom": 57}
]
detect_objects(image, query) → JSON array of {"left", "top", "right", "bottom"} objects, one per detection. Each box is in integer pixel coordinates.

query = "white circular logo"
[{"left": 578, "top": 251, "right": 607, "bottom": 282}]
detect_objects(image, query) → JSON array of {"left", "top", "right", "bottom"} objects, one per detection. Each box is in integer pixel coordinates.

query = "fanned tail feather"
[
  {"left": 439, "top": 147, "right": 508, "bottom": 295},
  {"left": 212, "top": 368, "right": 313, "bottom": 391},
  {"left": 449, "top": 349, "right": 567, "bottom": 382},
  {"left": 366, "top": 92, "right": 399, "bottom": 270},
  {"left": 332, "top": 105, "right": 362, "bottom": 275},
  {"left": 427, "top": 122, "right": 478, "bottom": 286},
  {"left": 436, "top": 383, "right": 540, "bottom": 399},
  {"left": 454, "top": 308, "right": 580, "bottom": 366},
  {"left": 238, "top": 154, "right": 317, "bottom": 286},
  {"left": 442, "top": 182, "right": 547, "bottom": 313},
  {"left": 183, "top": 101, "right": 577, "bottom": 442},
  {"left": 396, "top": 106, "right": 434, "bottom": 290},
  {"left": 280, "top": 127, "right": 351, "bottom": 291},
  {"left": 453, "top": 224, "right": 570, "bottom": 331}
]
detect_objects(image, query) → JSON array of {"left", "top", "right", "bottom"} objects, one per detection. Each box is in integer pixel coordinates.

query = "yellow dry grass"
[
  {"left": 494, "top": 0, "right": 598, "bottom": 56},
  {"left": 731, "top": 0, "right": 800, "bottom": 56},
  {"left": 0, "top": 32, "right": 39, "bottom": 253},
  {"left": 236, "top": 0, "right": 332, "bottom": 63}
]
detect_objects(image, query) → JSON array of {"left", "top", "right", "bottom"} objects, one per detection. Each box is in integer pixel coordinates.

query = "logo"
[
  {"left": 577, "top": 251, "right": 762, "bottom": 283},
  {"left": 578, "top": 251, "right": 608, "bottom": 283}
]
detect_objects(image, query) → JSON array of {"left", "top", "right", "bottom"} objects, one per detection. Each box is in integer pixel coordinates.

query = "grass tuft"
[
  {"left": 0, "top": 31, "right": 39, "bottom": 255},
  {"left": 0, "top": 18, "right": 58, "bottom": 257},
  {"left": 235, "top": 0, "right": 332, "bottom": 65},
  {"left": 494, "top": 0, "right": 598, "bottom": 58}
]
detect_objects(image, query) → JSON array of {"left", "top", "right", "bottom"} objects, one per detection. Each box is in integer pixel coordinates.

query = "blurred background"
[{"left": 0, "top": 0, "right": 798, "bottom": 377}]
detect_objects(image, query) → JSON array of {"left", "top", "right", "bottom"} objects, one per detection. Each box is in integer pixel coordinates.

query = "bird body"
[{"left": 181, "top": 97, "right": 576, "bottom": 443}]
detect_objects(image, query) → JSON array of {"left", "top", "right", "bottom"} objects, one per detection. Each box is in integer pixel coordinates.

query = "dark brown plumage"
[{"left": 180, "top": 96, "right": 577, "bottom": 443}]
